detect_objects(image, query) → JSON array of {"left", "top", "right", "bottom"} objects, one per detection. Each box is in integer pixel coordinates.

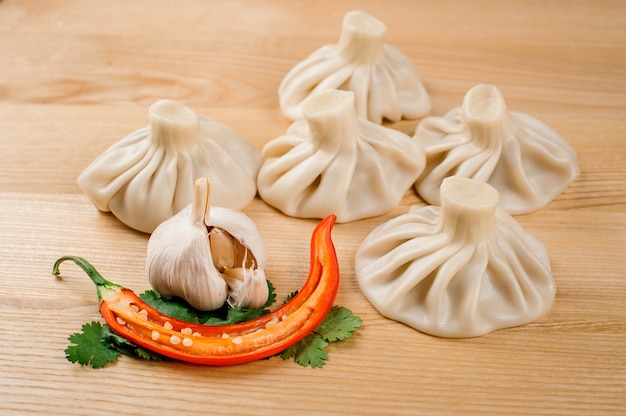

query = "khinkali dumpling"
[
  {"left": 257, "top": 89, "right": 426, "bottom": 223},
  {"left": 356, "top": 176, "right": 555, "bottom": 338},
  {"left": 414, "top": 84, "right": 579, "bottom": 214},
  {"left": 78, "top": 99, "right": 261, "bottom": 233},
  {"left": 279, "top": 10, "right": 431, "bottom": 124}
]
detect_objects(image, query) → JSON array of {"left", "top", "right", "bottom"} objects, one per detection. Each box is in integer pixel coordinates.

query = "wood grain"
[{"left": 0, "top": 1, "right": 624, "bottom": 415}]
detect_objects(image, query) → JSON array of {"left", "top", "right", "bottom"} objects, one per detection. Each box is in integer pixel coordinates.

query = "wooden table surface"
[{"left": 1, "top": 1, "right": 625, "bottom": 414}]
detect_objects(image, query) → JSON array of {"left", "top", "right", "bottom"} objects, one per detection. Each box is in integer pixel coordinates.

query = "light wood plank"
[{"left": 0, "top": 0, "right": 625, "bottom": 414}]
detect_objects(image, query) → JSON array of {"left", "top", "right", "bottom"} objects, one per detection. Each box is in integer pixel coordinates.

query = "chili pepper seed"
[{"left": 265, "top": 316, "right": 279, "bottom": 329}]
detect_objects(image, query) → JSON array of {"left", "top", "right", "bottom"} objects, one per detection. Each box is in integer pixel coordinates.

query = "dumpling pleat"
[{"left": 355, "top": 177, "right": 556, "bottom": 338}]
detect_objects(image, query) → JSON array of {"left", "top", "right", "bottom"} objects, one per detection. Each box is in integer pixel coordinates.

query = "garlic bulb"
[
  {"left": 279, "top": 10, "right": 431, "bottom": 124},
  {"left": 78, "top": 99, "right": 261, "bottom": 233},
  {"left": 146, "top": 178, "right": 268, "bottom": 311}
]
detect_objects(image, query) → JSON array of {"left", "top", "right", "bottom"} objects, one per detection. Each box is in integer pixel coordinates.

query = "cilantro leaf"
[
  {"left": 66, "top": 279, "right": 361, "bottom": 369},
  {"left": 263, "top": 280, "right": 277, "bottom": 308},
  {"left": 226, "top": 306, "right": 269, "bottom": 323},
  {"left": 280, "top": 334, "right": 329, "bottom": 368},
  {"left": 102, "top": 325, "right": 168, "bottom": 362},
  {"left": 201, "top": 306, "right": 270, "bottom": 325},
  {"left": 139, "top": 290, "right": 200, "bottom": 322},
  {"left": 279, "top": 343, "right": 297, "bottom": 361},
  {"left": 282, "top": 290, "right": 298, "bottom": 305},
  {"left": 200, "top": 281, "right": 276, "bottom": 325},
  {"left": 65, "top": 322, "right": 120, "bottom": 368},
  {"left": 278, "top": 306, "right": 361, "bottom": 368},
  {"left": 314, "top": 306, "right": 362, "bottom": 342},
  {"left": 195, "top": 303, "right": 229, "bottom": 324},
  {"left": 140, "top": 280, "right": 277, "bottom": 326}
]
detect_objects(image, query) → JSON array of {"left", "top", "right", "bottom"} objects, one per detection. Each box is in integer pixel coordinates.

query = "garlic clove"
[
  {"left": 147, "top": 178, "right": 229, "bottom": 311},
  {"left": 147, "top": 177, "right": 269, "bottom": 311},
  {"left": 205, "top": 206, "right": 268, "bottom": 271},
  {"left": 208, "top": 227, "right": 238, "bottom": 272},
  {"left": 146, "top": 205, "right": 229, "bottom": 311},
  {"left": 223, "top": 266, "right": 270, "bottom": 309}
]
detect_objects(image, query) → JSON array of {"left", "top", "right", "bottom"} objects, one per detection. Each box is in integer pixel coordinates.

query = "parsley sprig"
[{"left": 65, "top": 282, "right": 361, "bottom": 369}]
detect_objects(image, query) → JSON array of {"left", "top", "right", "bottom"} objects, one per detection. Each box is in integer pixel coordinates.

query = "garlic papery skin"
[
  {"left": 223, "top": 266, "right": 269, "bottom": 309},
  {"left": 204, "top": 193, "right": 269, "bottom": 309},
  {"left": 147, "top": 177, "right": 269, "bottom": 311},
  {"left": 279, "top": 10, "right": 431, "bottom": 124},
  {"left": 206, "top": 206, "right": 268, "bottom": 275},
  {"left": 147, "top": 177, "right": 228, "bottom": 311},
  {"left": 207, "top": 225, "right": 270, "bottom": 308}
]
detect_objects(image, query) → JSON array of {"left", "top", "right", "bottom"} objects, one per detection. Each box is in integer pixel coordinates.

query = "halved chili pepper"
[{"left": 53, "top": 214, "right": 339, "bottom": 366}]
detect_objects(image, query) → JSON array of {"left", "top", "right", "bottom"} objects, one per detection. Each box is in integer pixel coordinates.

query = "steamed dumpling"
[
  {"left": 356, "top": 176, "right": 556, "bottom": 338},
  {"left": 414, "top": 84, "right": 579, "bottom": 215},
  {"left": 257, "top": 89, "right": 426, "bottom": 223},
  {"left": 279, "top": 10, "right": 431, "bottom": 124},
  {"left": 78, "top": 99, "right": 261, "bottom": 233}
]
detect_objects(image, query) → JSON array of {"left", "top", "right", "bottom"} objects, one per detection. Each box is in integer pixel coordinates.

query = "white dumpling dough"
[
  {"left": 356, "top": 176, "right": 556, "bottom": 338},
  {"left": 78, "top": 99, "right": 261, "bottom": 233},
  {"left": 257, "top": 89, "right": 426, "bottom": 223},
  {"left": 279, "top": 10, "right": 431, "bottom": 124},
  {"left": 414, "top": 84, "right": 579, "bottom": 215}
]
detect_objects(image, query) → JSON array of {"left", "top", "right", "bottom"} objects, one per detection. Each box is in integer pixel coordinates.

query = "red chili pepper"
[{"left": 53, "top": 215, "right": 339, "bottom": 366}]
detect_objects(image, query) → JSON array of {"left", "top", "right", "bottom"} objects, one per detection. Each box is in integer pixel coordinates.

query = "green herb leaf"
[
  {"left": 200, "top": 280, "right": 276, "bottom": 325},
  {"left": 102, "top": 325, "right": 169, "bottom": 362},
  {"left": 280, "top": 333, "right": 329, "bottom": 368},
  {"left": 314, "top": 306, "right": 362, "bottom": 342},
  {"left": 226, "top": 306, "right": 270, "bottom": 323},
  {"left": 66, "top": 281, "right": 361, "bottom": 369},
  {"left": 278, "top": 306, "right": 362, "bottom": 368},
  {"left": 282, "top": 290, "right": 299, "bottom": 305},
  {"left": 200, "top": 306, "right": 269, "bottom": 325},
  {"left": 140, "top": 280, "right": 277, "bottom": 326},
  {"left": 65, "top": 322, "right": 120, "bottom": 368},
  {"left": 263, "top": 280, "right": 277, "bottom": 308},
  {"left": 139, "top": 290, "right": 200, "bottom": 323}
]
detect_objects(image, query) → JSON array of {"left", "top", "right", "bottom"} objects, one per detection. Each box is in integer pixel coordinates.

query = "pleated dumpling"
[
  {"left": 414, "top": 84, "right": 579, "bottom": 214},
  {"left": 279, "top": 10, "right": 431, "bottom": 124},
  {"left": 355, "top": 176, "right": 556, "bottom": 338},
  {"left": 257, "top": 89, "right": 426, "bottom": 223},
  {"left": 78, "top": 99, "right": 261, "bottom": 234}
]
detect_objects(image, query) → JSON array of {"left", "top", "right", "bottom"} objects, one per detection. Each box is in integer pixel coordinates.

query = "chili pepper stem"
[{"left": 53, "top": 256, "right": 122, "bottom": 302}]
